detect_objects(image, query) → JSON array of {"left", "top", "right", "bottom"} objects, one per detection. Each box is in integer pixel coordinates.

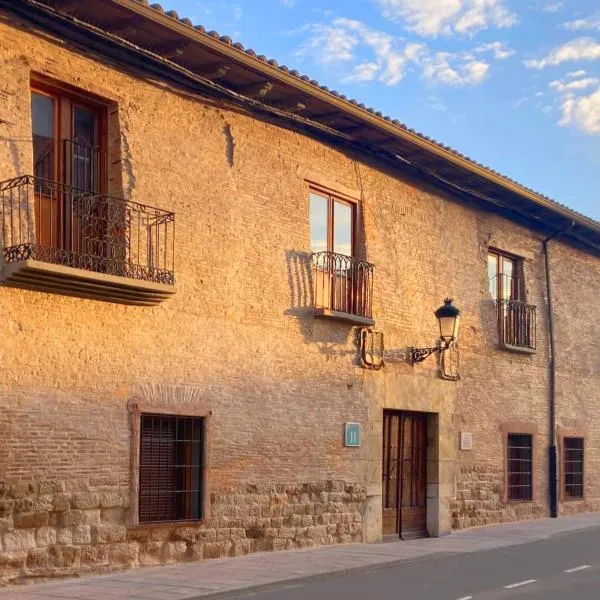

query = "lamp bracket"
[
  {"left": 410, "top": 346, "right": 439, "bottom": 363},
  {"left": 410, "top": 339, "right": 452, "bottom": 363}
]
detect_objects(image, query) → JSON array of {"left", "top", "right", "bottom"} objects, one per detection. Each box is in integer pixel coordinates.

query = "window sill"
[
  {"left": 499, "top": 343, "right": 536, "bottom": 355},
  {"left": 314, "top": 307, "right": 375, "bottom": 327},
  {"left": 2, "top": 259, "right": 175, "bottom": 305}
]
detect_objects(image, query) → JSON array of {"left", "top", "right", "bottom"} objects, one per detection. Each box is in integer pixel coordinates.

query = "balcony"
[
  {"left": 495, "top": 299, "right": 536, "bottom": 353},
  {"left": 312, "top": 251, "right": 374, "bottom": 326},
  {"left": 0, "top": 176, "right": 175, "bottom": 305}
]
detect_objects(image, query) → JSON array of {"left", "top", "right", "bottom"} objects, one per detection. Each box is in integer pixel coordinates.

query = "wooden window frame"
[
  {"left": 506, "top": 433, "right": 533, "bottom": 502},
  {"left": 488, "top": 248, "right": 524, "bottom": 302},
  {"left": 562, "top": 436, "right": 585, "bottom": 501},
  {"left": 31, "top": 77, "right": 108, "bottom": 193},
  {"left": 500, "top": 422, "right": 536, "bottom": 504},
  {"left": 127, "top": 398, "right": 211, "bottom": 528},
  {"left": 309, "top": 184, "right": 358, "bottom": 258}
]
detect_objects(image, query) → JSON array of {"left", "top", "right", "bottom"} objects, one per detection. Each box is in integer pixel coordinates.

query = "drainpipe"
[
  {"left": 543, "top": 222, "right": 574, "bottom": 519},
  {"left": 542, "top": 233, "right": 558, "bottom": 519}
]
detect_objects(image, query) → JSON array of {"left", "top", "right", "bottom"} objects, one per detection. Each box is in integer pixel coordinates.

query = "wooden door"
[{"left": 382, "top": 411, "right": 428, "bottom": 539}]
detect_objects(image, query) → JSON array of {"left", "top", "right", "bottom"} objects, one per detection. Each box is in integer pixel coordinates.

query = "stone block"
[
  {"left": 14, "top": 512, "right": 48, "bottom": 529},
  {"left": 72, "top": 526, "right": 91, "bottom": 545},
  {"left": 62, "top": 510, "right": 100, "bottom": 527},
  {"left": 138, "top": 541, "right": 163, "bottom": 565},
  {"left": 80, "top": 544, "right": 109, "bottom": 566},
  {"left": 231, "top": 539, "right": 251, "bottom": 556},
  {"left": 99, "top": 492, "right": 122, "bottom": 508},
  {"left": 101, "top": 507, "right": 126, "bottom": 523},
  {"left": 9, "top": 482, "right": 37, "bottom": 499},
  {"left": 162, "top": 541, "right": 187, "bottom": 563},
  {"left": 27, "top": 547, "right": 49, "bottom": 568},
  {"left": 0, "top": 552, "right": 26, "bottom": 575},
  {"left": 14, "top": 498, "right": 34, "bottom": 513},
  {"left": 48, "top": 545, "right": 81, "bottom": 568},
  {"left": 92, "top": 524, "right": 126, "bottom": 544},
  {"left": 203, "top": 541, "right": 232, "bottom": 559},
  {"left": 39, "top": 480, "right": 63, "bottom": 495},
  {"left": 53, "top": 494, "right": 71, "bottom": 511},
  {"left": 0, "top": 500, "right": 13, "bottom": 519},
  {"left": 72, "top": 493, "right": 100, "bottom": 510},
  {"left": 57, "top": 528, "right": 72, "bottom": 545},
  {"left": 35, "top": 495, "right": 54, "bottom": 512},
  {"left": 188, "top": 542, "right": 203, "bottom": 561},
  {"left": 108, "top": 543, "right": 138, "bottom": 566},
  {"left": 36, "top": 526, "right": 57, "bottom": 547},
  {"left": 3, "top": 529, "right": 36, "bottom": 553}
]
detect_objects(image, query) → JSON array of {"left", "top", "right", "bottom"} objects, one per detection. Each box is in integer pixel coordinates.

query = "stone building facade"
[{"left": 1, "top": 0, "right": 600, "bottom": 585}]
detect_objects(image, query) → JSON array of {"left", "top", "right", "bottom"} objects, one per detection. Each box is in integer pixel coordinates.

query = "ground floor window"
[
  {"left": 563, "top": 437, "right": 584, "bottom": 499},
  {"left": 139, "top": 414, "right": 204, "bottom": 523},
  {"left": 507, "top": 433, "right": 532, "bottom": 501}
]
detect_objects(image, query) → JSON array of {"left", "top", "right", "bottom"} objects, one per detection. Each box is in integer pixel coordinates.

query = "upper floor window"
[
  {"left": 309, "top": 190, "right": 355, "bottom": 257},
  {"left": 488, "top": 249, "right": 522, "bottom": 301},
  {"left": 488, "top": 249, "right": 536, "bottom": 352},
  {"left": 309, "top": 188, "right": 374, "bottom": 325},
  {"left": 32, "top": 84, "right": 106, "bottom": 192}
]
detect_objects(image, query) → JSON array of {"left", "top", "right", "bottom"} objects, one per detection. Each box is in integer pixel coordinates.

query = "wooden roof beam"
[
  {"left": 235, "top": 80, "right": 273, "bottom": 99},
  {"left": 196, "top": 63, "right": 231, "bottom": 80},
  {"left": 104, "top": 17, "right": 142, "bottom": 36},
  {"left": 270, "top": 98, "right": 307, "bottom": 113},
  {"left": 153, "top": 40, "right": 189, "bottom": 59}
]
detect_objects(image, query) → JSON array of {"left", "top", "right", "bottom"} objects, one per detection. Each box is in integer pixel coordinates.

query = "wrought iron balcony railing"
[
  {"left": 312, "top": 250, "right": 374, "bottom": 324},
  {"left": 1, "top": 175, "right": 175, "bottom": 287},
  {"left": 495, "top": 299, "right": 536, "bottom": 352}
]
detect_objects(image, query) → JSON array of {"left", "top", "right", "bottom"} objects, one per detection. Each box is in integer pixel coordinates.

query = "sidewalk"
[{"left": 3, "top": 513, "right": 600, "bottom": 600}]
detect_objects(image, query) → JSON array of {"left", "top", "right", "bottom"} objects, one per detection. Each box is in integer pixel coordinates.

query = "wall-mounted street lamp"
[{"left": 410, "top": 298, "right": 461, "bottom": 363}]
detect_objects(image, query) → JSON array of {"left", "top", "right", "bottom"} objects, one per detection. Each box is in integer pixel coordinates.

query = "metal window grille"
[
  {"left": 139, "top": 414, "right": 204, "bottom": 524},
  {"left": 507, "top": 433, "right": 533, "bottom": 501},
  {"left": 564, "top": 437, "right": 584, "bottom": 499}
]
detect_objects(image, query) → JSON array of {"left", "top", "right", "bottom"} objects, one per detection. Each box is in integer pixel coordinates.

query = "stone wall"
[{"left": 0, "top": 479, "right": 365, "bottom": 584}]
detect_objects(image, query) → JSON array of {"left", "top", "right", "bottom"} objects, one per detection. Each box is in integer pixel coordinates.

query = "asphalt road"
[{"left": 245, "top": 527, "right": 600, "bottom": 600}]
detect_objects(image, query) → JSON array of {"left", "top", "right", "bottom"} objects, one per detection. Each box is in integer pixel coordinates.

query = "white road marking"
[
  {"left": 564, "top": 565, "right": 591, "bottom": 573},
  {"left": 504, "top": 579, "right": 537, "bottom": 589},
  {"left": 456, "top": 596, "right": 472, "bottom": 600}
]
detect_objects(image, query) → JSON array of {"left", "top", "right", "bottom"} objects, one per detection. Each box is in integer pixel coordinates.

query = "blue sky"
[{"left": 164, "top": 0, "right": 599, "bottom": 220}]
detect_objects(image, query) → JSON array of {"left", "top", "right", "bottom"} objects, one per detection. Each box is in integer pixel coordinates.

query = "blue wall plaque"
[{"left": 344, "top": 422, "right": 361, "bottom": 447}]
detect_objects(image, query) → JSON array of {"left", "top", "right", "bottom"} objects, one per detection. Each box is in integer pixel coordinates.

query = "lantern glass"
[
  {"left": 438, "top": 315, "right": 460, "bottom": 343},
  {"left": 434, "top": 298, "right": 460, "bottom": 345}
]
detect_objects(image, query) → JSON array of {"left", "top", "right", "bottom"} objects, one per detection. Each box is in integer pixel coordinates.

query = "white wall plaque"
[{"left": 460, "top": 431, "right": 473, "bottom": 451}]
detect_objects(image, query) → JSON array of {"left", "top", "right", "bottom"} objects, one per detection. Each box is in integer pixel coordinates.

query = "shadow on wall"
[{"left": 284, "top": 249, "right": 359, "bottom": 362}]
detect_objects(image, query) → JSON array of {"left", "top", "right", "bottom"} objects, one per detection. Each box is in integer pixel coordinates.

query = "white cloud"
[
  {"left": 296, "top": 17, "right": 492, "bottom": 87},
  {"left": 373, "top": 0, "right": 517, "bottom": 37},
  {"left": 558, "top": 88, "right": 600, "bottom": 133},
  {"left": 524, "top": 37, "right": 600, "bottom": 69},
  {"left": 474, "top": 41, "right": 515, "bottom": 59},
  {"left": 280, "top": 0, "right": 297, "bottom": 6},
  {"left": 342, "top": 62, "right": 380, "bottom": 83},
  {"left": 549, "top": 77, "right": 599, "bottom": 93},
  {"left": 233, "top": 4, "right": 242, "bottom": 20},
  {"left": 567, "top": 69, "right": 587, "bottom": 78},
  {"left": 545, "top": 74, "right": 600, "bottom": 134},
  {"left": 296, "top": 23, "right": 359, "bottom": 65},
  {"left": 543, "top": 2, "right": 563, "bottom": 13},
  {"left": 423, "top": 53, "right": 489, "bottom": 85},
  {"left": 562, "top": 14, "right": 600, "bottom": 31}
]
